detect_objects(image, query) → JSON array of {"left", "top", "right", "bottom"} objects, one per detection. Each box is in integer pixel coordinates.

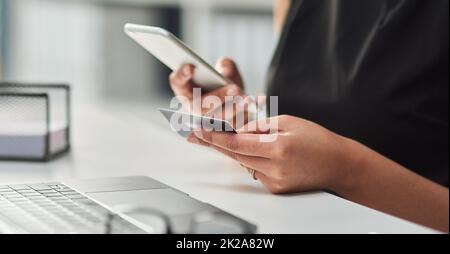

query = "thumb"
[
  {"left": 216, "top": 58, "right": 244, "bottom": 88},
  {"left": 237, "top": 117, "right": 281, "bottom": 135}
]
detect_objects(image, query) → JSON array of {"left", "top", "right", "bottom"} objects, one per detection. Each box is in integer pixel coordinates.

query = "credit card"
[{"left": 158, "top": 108, "right": 236, "bottom": 138}]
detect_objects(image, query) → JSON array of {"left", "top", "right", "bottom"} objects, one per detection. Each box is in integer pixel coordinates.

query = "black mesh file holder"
[{"left": 0, "top": 83, "right": 71, "bottom": 161}]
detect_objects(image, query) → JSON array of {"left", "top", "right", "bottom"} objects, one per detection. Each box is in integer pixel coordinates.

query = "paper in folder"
[{"left": 0, "top": 83, "right": 71, "bottom": 161}]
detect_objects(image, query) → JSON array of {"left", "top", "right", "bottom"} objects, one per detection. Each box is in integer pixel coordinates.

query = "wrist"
[{"left": 327, "top": 136, "right": 368, "bottom": 195}]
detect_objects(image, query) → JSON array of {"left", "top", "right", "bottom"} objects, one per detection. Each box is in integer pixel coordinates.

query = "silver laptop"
[{"left": 0, "top": 176, "right": 256, "bottom": 234}]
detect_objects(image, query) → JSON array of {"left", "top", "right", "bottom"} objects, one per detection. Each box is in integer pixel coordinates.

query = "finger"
[
  {"left": 169, "top": 64, "right": 196, "bottom": 98},
  {"left": 203, "top": 84, "right": 244, "bottom": 103},
  {"left": 189, "top": 133, "right": 249, "bottom": 157},
  {"left": 201, "top": 84, "right": 247, "bottom": 117},
  {"left": 253, "top": 171, "right": 271, "bottom": 187},
  {"left": 245, "top": 169, "right": 273, "bottom": 192},
  {"left": 208, "top": 145, "right": 273, "bottom": 176},
  {"left": 194, "top": 131, "right": 273, "bottom": 158},
  {"left": 189, "top": 133, "right": 241, "bottom": 159},
  {"left": 189, "top": 133, "right": 273, "bottom": 172},
  {"left": 215, "top": 148, "right": 272, "bottom": 176},
  {"left": 243, "top": 115, "right": 301, "bottom": 133},
  {"left": 216, "top": 58, "right": 244, "bottom": 88},
  {"left": 237, "top": 156, "right": 273, "bottom": 176},
  {"left": 187, "top": 133, "right": 208, "bottom": 147},
  {"left": 237, "top": 117, "right": 281, "bottom": 134},
  {"left": 189, "top": 134, "right": 273, "bottom": 188}
]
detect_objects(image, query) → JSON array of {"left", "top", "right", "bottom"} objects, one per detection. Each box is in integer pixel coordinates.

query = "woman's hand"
[
  {"left": 188, "top": 115, "right": 450, "bottom": 232},
  {"left": 187, "top": 115, "right": 355, "bottom": 194},
  {"left": 169, "top": 58, "right": 246, "bottom": 116}
]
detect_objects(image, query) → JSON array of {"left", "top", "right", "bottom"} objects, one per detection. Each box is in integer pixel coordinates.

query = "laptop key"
[
  {"left": 9, "top": 184, "right": 32, "bottom": 190},
  {"left": 59, "top": 191, "right": 79, "bottom": 195},
  {"left": 28, "top": 196, "right": 47, "bottom": 200},
  {"left": 49, "top": 196, "right": 68, "bottom": 200},
  {"left": 22, "top": 193, "right": 42, "bottom": 197},
  {"left": 29, "top": 184, "right": 53, "bottom": 191},
  {"left": 67, "top": 194, "right": 86, "bottom": 200},
  {"left": 0, "top": 191, "right": 16, "bottom": 195},
  {"left": 45, "top": 193, "right": 63, "bottom": 198},
  {"left": 17, "top": 189, "right": 37, "bottom": 193},
  {"left": 5, "top": 194, "right": 24, "bottom": 199}
]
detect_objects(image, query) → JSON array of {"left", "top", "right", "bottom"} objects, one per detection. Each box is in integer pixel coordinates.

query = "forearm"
[{"left": 334, "top": 138, "right": 449, "bottom": 233}]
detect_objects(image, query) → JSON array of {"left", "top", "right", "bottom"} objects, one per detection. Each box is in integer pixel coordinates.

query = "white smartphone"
[{"left": 124, "top": 23, "right": 229, "bottom": 91}]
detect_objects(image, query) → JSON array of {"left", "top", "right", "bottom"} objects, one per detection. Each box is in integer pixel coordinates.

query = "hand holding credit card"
[{"left": 159, "top": 108, "right": 237, "bottom": 138}]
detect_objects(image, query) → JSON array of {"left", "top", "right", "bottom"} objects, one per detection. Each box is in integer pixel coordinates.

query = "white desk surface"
[{"left": 0, "top": 99, "right": 437, "bottom": 234}]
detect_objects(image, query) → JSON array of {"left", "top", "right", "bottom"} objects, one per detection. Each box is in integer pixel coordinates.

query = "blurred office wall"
[
  {"left": 209, "top": 10, "right": 275, "bottom": 96},
  {"left": 0, "top": 0, "right": 5, "bottom": 78},
  {"left": 1, "top": 0, "right": 275, "bottom": 103},
  {"left": 6, "top": 0, "right": 105, "bottom": 99},
  {"left": 3, "top": 0, "right": 176, "bottom": 101}
]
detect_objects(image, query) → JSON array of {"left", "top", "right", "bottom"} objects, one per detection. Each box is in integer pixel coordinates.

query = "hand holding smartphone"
[
  {"left": 124, "top": 23, "right": 230, "bottom": 91},
  {"left": 125, "top": 23, "right": 245, "bottom": 136}
]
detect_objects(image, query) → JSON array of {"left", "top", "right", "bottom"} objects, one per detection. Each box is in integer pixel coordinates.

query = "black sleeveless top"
[{"left": 266, "top": 0, "right": 449, "bottom": 187}]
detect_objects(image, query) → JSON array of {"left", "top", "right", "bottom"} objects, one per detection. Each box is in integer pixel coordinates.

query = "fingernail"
[
  {"left": 226, "top": 86, "right": 240, "bottom": 96},
  {"left": 187, "top": 135, "right": 199, "bottom": 144},
  {"left": 183, "top": 65, "right": 191, "bottom": 76},
  {"left": 222, "top": 67, "right": 232, "bottom": 77},
  {"left": 221, "top": 59, "right": 232, "bottom": 68},
  {"left": 216, "top": 66, "right": 224, "bottom": 74},
  {"left": 236, "top": 126, "right": 246, "bottom": 134},
  {"left": 194, "top": 131, "right": 202, "bottom": 138}
]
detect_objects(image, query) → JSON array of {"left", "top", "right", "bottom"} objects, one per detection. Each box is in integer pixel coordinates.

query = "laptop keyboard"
[{"left": 0, "top": 183, "right": 147, "bottom": 234}]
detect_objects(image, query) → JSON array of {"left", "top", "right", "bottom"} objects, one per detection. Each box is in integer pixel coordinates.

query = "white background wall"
[
  {"left": 2, "top": 0, "right": 276, "bottom": 102},
  {"left": 7, "top": 0, "right": 105, "bottom": 99},
  {"left": 0, "top": 0, "right": 5, "bottom": 78},
  {"left": 209, "top": 11, "right": 275, "bottom": 95}
]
